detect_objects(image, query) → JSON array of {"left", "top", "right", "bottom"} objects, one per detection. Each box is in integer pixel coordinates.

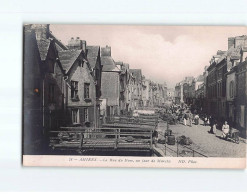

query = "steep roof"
[
  {"left": 58, "top": 49, "right": 82, "bottom": 73},
  {"left": 129, "top": 69, "right": 142, "bottom": 82},
  {"left": 101, "top": 56, "right": 117, "bottom": 71},
  {"left": 86, "top": 46, "right": 100, "bottom": 69},
  {"left": 31, "top": 26, "right": 68, "bottom": 61},
  {"left": 36, "top": 38, "right": 51, "bottom": 61}
]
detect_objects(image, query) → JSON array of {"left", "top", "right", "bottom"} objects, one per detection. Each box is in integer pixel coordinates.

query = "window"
[
  {"left": 84, "top": 108, "right": 89, "bottom": 121},
  {"left": 49, "top": 84, "right": 55, "bottom": 103},
  {"left": 84, "top": 83, "right": 90, "bottom": 99},
  {"left": 71, "top": 81, "right": 78, "bottom": 99},
  {"left": 72, "top": 109, "right": 79, "bottom": 124}
]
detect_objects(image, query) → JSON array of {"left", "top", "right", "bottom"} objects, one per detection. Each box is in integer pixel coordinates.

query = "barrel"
[{"left": 167, "top": 135, "right": 175, "bottom": 145}]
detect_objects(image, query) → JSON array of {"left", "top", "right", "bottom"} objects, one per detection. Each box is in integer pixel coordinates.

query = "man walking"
[
  {"left": 183, "top": 112, "right": 187, "bottom": 126},
  {"left": 188, "top": 112, "right": 193, "bottom": 127}
]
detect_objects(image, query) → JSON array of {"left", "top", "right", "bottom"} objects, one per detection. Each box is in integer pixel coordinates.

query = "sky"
[{"left": 50, "top": 25, "right": 246, "bottom": 88}]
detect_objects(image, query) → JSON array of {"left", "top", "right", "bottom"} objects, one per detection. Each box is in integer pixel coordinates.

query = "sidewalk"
[{"left": 156, "top": 119, "right": 246, "bottom": 157}]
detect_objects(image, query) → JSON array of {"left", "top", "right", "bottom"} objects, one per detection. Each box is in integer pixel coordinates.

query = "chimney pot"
[
  {"left": 101, "top": 45, "right": 111, "bottom": 56},
  {"left": 82, "top": 40, "right": 86, "bottom": 53},
  {"left": 228, "top": 37, "right": 235, "bottom": 49}
]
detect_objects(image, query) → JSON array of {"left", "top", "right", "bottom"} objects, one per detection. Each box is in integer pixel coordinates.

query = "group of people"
[
  {"left": 202, "top": 115, "right": 231, "bottom": 139},
  {"left": 161, "top": 104, "right": 200, "bottom": 127},
  {"left": 163, "top": 103, "right": 232, "bottom": 140},
  {"left": 182, "top": 111, "right": 200, "bottom": 127}
]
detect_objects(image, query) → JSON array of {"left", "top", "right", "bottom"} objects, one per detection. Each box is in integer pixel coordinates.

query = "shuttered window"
[
  {"left": 71, "top": 81, "right": 78, "bottom": 99},
  {"left": 72, "top": 109, "right": 79, "bottom": 124}
]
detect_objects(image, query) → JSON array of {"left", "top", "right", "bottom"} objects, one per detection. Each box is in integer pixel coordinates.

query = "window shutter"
[
  {"left": 88, "top": 107, "right": 94, "bottom": 123},
  {"left": 79, "top": 108, "right": 84, "bottom": 125}
]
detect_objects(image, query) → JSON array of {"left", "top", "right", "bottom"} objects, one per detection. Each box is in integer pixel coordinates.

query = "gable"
[{"left": 58, "top": 50, "right": 83, "bottom": 74}]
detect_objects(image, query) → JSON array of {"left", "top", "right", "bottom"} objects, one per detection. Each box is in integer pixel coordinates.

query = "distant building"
[
  {"left": 116, "top": 61, "right": 129, "bottom": 115},
  {"left": 167, "top": 88, "right": 175, "bottom": 101},
  {"left": 174, "top": 82, "right": 182, "bottom": 105},
  {"left": 129, "top": 69, "right": 143, "bottom": 109},
  {"left": 142, "top": 78, "right": 149, "bottom": 107},
  {"left": 174, "top": 76, "right": 194, "bottom": 105}
]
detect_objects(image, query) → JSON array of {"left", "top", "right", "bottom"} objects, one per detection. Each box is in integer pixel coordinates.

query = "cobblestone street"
[{"left": 156, "top": 119, "right": 246, "bottom": 157}]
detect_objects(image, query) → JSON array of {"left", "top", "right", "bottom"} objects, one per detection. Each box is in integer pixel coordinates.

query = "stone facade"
[{"left": 236, "top": 55, "right": 247, "bottom": 136}]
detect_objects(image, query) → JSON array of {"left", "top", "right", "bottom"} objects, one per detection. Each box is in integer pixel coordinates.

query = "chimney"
[
  {"left": 217, "top": 50, "right": 225, "bottom": 56},
  {"left": 31, "top": 24, "right": 50, "bottom": 40},
  {"left": 82, "top": 40, "right": 86, "bottom": 53},
  {"left": 68, "top": 37, "right": 75, "bottom": 48},
  {"left": 67, "top": 37, "right": 86, "bottom": 51},
  {"left": 228, "top": 37, "right": 235, "bottom": 49},
  {"left": 101, "top": 45, "right": 111, "bottom": 56},
  {"left": 235, "top": 35, "right": 247, "bottom": 47},
  {"left": 226, "top": 56, "right": 232, "bottom": 71}
]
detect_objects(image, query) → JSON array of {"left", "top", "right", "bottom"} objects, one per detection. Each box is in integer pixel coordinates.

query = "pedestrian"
[
  {"left": 183, "top": 113, "right": 187, "bottom": 126},
  {"left": 204, "top": 115, "right": 208, "bottom": 126},
  {"left": 221, "top": 121, "right": 230, "bottom": 139},
  {"left": 194, "top": 114, "right": 199, "bottom": 125},
  {"left": 212, "top": 120, "right": 217, "bottom": 135},
  {"left": 209, "top": 116, "right": 214, "bottom": 134},
  {"left": 188, "top": 112, "right": 193, "bottom": 126},
  {"left": 152, "top": 130, "right": 158, "bottom": 147}
]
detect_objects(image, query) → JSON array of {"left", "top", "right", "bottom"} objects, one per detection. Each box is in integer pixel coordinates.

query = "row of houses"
[
  {"left": 174, "top": 35, "right": 247, "bottom": 137},
  {"left": 23, "top": 24, "right": 168, "bottom": 154},
  {"left": 99, "top": 46, "right": 169, "bottom": 117}
]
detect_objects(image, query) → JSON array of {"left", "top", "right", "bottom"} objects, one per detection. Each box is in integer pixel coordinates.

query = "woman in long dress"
[
  {"left": 222, "top": 121, "right": 230, "bottom": 139},
  {"left": 212, "top": 120, "right": 217, "bottom": 135}
]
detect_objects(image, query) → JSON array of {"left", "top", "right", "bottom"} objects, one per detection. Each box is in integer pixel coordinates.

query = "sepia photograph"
[{"left": 22, "top": 24, "right": 247, "bottom": 168}]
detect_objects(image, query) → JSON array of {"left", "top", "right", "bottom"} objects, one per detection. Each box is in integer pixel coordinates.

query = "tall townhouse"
[
  {"left": 58, "top": 43, "right": 98, "bottom": 128},
  {"left": 23, "top": 24, "right": 67, "bottom": 154},
  {"left": 215, "top": 36, "right": 246, "bottom": 123},
  {"left": 207, "top": 51, "right": 224, "bottom": 116},
  {"left": 236, "top": 47, "right": 247, "bottom": 137},
  {"left": 101, "top": 46, "right": 121, "bottom": 117}
]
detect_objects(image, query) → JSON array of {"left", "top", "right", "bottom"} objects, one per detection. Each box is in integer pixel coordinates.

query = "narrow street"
[{"left": 156, "top": 119, "right": 246, "bottom": 157}]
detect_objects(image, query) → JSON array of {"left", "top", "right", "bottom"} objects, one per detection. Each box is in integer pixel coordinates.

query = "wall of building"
[{"left": 101, "top": 72, "right": 120, "bottom": 107}]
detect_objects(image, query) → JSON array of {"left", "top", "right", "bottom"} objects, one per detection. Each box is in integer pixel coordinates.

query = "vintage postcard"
[{"left": 22, "top": 24, "right": 247, "bottom": 168}]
